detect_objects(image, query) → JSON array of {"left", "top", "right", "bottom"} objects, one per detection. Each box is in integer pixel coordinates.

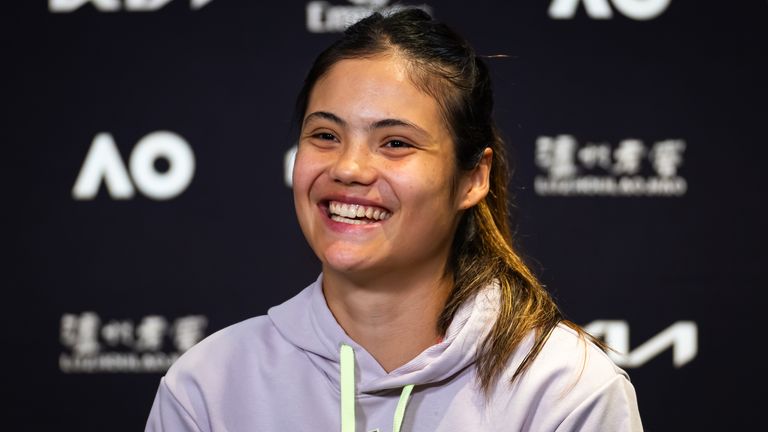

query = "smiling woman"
[{"left": 145, "top": 9, "right": 643, "bottom": 432}]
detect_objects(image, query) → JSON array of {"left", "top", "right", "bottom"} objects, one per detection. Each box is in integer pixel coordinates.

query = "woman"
[{"left": 146, "top": 9, "right": 643, "bottom": 432}]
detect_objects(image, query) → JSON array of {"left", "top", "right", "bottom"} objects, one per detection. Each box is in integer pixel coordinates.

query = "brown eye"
[
  {"left": 384, "top": 140, "right": 412, "bottom": 148},
  {"left": 315, "top": 133, "right": 337, "bottom": 141}
]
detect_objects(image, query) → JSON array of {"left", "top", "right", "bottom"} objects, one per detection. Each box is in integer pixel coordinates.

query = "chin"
[{"left": 322, "top": 254, "right": 374, "bottom": 275}]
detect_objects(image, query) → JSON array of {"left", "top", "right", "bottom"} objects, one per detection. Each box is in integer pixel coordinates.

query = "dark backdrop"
[{"left": 7, "top": 1, "right": 767, "bottom": 430}]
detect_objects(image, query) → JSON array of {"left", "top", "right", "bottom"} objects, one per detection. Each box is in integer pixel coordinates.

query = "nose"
[{"left": 329, "top": 141, "right": 376, "bottom": 186}]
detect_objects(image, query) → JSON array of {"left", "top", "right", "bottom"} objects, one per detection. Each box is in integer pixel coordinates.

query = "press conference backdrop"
[{"left": 7, "top": 0, "right": 766, "bottom": 430}]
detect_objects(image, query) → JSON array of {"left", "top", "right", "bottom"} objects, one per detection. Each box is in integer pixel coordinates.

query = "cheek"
[
  {"left": 292, "top": 148, "right": 322, "bottom": 198},
  {"left": 292, "top": 151, "right": 320, "bottom": 238},
  {"left": 388, "top": 159, "right": 456, "bottom": 209}
]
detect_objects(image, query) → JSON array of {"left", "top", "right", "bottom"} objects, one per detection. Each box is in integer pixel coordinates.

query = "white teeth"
[
  {"left": 331, "top": 215, "right": 370, "bottom": 225},
  {"left": 328, "top": 201, "right": 391, "bottom": 223}
]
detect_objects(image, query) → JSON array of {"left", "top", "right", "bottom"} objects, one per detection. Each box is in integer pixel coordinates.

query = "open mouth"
[{"left": 325, "top": 200, "right": 391, "bottom": 225}]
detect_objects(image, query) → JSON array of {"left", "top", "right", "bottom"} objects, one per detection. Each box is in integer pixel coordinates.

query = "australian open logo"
[
  {"left": 534, "top": 135, "right": 687, "bottom": 197},
  {"left": 59, "top": 312, "right": 208, "bottom": 373},
  {"left": 306, "top": 0, "right": 433, "bottom": 33}
]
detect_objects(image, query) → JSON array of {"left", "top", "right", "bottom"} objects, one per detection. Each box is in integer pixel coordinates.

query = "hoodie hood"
[{"left": 268, "top": 273, "right": 500, "bottom": 394}]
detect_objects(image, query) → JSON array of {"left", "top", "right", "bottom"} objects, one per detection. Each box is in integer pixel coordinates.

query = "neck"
[{"left": 323, "top": 264, "right": 453, "bottom": 373}]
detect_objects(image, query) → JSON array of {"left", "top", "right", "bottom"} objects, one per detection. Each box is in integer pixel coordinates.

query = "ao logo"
[
  {"left": 549, "top": 0, "right": 671, "bottom": 20},
  {"left": 49, "top": 0, "right": 214, "bottom": 12},
  {"left": 72, "top": 131, "right": 195, "bottom": 200}
]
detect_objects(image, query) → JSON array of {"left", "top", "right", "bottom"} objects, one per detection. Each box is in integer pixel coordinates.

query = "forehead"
[{"left": 306, "top": 55, "right": 448, "bottom": 134}]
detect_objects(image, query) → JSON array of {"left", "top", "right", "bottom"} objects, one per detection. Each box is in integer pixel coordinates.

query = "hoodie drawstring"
[
  {"left": 340, "top": 344, "right": 415, "bottom": 432},
  {"left": 340, "top": 344, "right": 356, "bottom": 432}
]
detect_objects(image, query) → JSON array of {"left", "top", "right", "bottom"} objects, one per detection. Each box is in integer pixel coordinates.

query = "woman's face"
[{"left": 293, "top": 55, "right": 485, "bottom": 280}]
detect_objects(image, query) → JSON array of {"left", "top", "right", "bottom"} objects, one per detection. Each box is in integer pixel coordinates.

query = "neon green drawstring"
[
  {"left": 340, "top": 344, "right": 356, "bottom": 432},
  {"left": 340, "top": 344, "right": 415, "bottom": 432},
  {"left": 392, "top": 384, "right": 414, "bottom": 432}
]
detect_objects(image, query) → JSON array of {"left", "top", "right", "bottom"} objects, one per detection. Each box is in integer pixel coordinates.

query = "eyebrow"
[
  {"left": 303, "top": 111, "right": 430, "bottom": 138},
  {"left": 303, "top": 111, "right": 346, "bottom": 128}
]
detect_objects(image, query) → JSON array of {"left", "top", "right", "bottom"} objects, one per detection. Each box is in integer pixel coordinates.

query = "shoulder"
[
  {"left": 539, "top": 323, "right": 628, "bottom": 383},
  {"left": 162, "top": 315, "right": 280, "bottom": 392},
  {"left": 490, "top": 324, "right": 643, "bottom": 430},
  {"left": 512, "top": 323, "right": 633, "bottom": 399},
  {"left": 158, "top": 279, "right": 323, "bottom": 401},
  {"left": 146, "top": 315, "right": 281, "bottom": 431}
]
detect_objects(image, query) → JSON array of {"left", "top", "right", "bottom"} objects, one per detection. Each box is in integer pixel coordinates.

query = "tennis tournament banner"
[{"left": 7, "top": 1, "right": 766, "bottom": 430}]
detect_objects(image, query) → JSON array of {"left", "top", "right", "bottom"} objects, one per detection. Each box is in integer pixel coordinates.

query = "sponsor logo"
[
  {"left": 534, "top": 135, "right": 687, "bottom": 197},
  {"left": 549, "top": 0, "right": 671, "bottom": 20},
  {"left": 49, "top": 0, "right": 214, "bottom": 13},
  {"left": 284, "top": 144, "right": 298, "bottom": 188},
  {"left": 585, "top": 320, "right": 697, "bottom": 367},
  {"left": 59, "top": 312, "right": 208, "bottom": 373},
  {"left": 306, "top": 0, "right": 433, "bottom": 33},
  {"left": 72, "top": 131, "right": 196, "bottom": 200}
]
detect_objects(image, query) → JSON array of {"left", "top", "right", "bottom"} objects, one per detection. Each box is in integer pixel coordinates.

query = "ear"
[{"left": 457, "top": 147, "right": 492, "bottom": 210}]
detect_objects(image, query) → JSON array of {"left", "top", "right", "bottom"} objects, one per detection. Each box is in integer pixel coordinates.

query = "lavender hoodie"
[{"left": 145, "top": 274, "right": 643, "bottom": 431}]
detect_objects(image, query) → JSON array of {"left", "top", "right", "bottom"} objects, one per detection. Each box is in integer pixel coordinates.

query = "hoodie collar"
[{"left": 268, "top": 273, "right": 500, "bottom": 393}]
